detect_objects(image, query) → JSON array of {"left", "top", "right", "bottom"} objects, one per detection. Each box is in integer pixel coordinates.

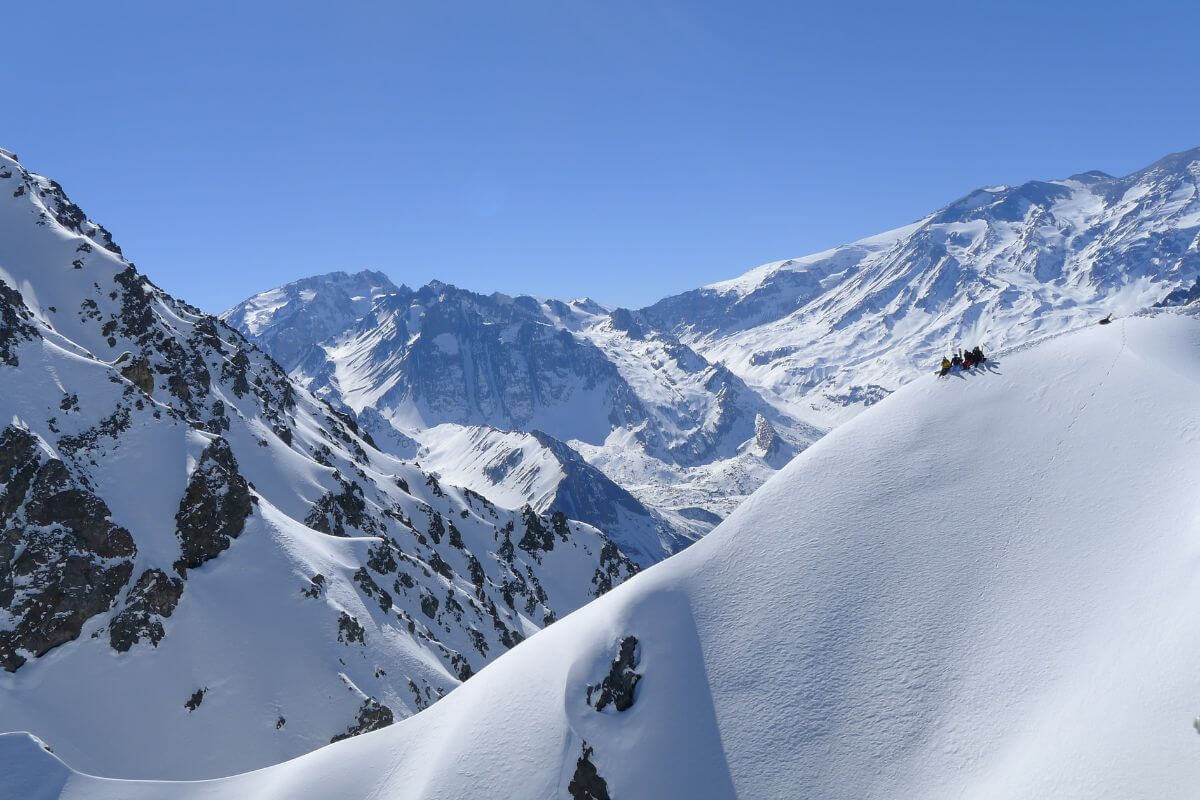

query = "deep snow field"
[{"left": 6, "top": 310, "right": 1199, "bottom": 799}]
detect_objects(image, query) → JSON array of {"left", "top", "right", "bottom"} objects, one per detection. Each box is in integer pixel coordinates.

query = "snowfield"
[{"left": 8, "top": 310, "right": 1198, "bottom": 798}]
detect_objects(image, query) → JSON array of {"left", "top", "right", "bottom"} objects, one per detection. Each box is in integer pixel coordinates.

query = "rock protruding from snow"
[
  {"left": 586, "top": 636, "right": 641, "bottom": 712},
  {"left": 173, "top": 438, "right": 253, "bottom": 575},
  {"left": 0, "top": 425, "right": 135, "bottom": 672},
  {"left": 108, "top": 569, "right": 185, "bottom": 652}
]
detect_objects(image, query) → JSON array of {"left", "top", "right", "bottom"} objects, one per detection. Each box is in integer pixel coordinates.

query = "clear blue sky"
[{"left": 4, "top": 1, "right": 1198, "bottom": 312}]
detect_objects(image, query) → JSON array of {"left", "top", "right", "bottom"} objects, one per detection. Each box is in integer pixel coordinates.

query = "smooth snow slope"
[{"left": 6, "top": 311, "right": 1200, "bottom": 799}]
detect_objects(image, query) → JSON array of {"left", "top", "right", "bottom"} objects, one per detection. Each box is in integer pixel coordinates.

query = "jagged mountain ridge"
[
  {"left": 227, "top": 147, "right": 1199, "bottom": 530},
  {"left": 0, "top": 148, "right": 637, "bottom": 779},
  {"left": 225, "top": 274, "right": 818, "bottom": 540},
  {"left": 639, "top": 146, "right": 1200, "bottom": 423}
]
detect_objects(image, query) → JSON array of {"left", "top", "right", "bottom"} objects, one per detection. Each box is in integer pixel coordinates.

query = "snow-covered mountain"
[
  {"left": 641, "top": 147, "right": 1200, "bottom": 424},
  {"left": 0, "top": 149, "right": 638, "bottom": 779},
  {"left": 226, "top": 148, "right": 1199, "bottom": 531},
  {"left": 15, "top": 309, "right": 1199, "bottom": 798},
  {"left": 224, "top": 276, "right": 819, "bottom": 541}
]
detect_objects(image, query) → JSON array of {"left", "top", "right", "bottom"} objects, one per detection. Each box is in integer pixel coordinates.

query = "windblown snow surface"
[{"left": 7, "top": 310, "right": 1198, "bottom": 799}]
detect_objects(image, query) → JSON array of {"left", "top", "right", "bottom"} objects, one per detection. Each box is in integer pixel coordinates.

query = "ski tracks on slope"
[
  {"left": 1045, "top": 319, "right": 1127, "bottom": 471},
  {"left": 996, "top": 320, "right": 1127, "bottom": 568}
]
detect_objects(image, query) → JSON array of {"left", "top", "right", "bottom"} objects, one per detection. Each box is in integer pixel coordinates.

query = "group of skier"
[{"left": 938, "top": 345, "right": 987, "bottom": 377}]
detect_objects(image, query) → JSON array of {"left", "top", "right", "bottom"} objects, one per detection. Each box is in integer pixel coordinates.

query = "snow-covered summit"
[
  {"left": 226, "top": 274, "right": 821, "bottom": 545},
  {"left": 13, "top": 309, "right": 1198, "bottom": 798},
  {"left": 641, "top": 147, "right": 1200, "bottom": 424}
]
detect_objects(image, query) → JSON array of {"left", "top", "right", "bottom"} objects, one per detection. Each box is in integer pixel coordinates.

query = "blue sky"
[{"left": 4, "top": 1, "right": 1199, "bottom": 311}]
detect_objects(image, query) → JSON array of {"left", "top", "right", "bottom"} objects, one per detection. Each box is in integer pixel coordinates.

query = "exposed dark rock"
[
  {"left": 337, "top": 612, "right": 365, "bottom": 645},
  {"left": 0, "top": 279, "right": 40, "bottom": 367},
  {"left": 353, "top": 567, "right": 393, "bottom": 613},
  {"left": 184, "top": 688, "right": 206, "bottom": 712},
  {"left": 173, "top": 437, "right": 252, "bottom": 575},
  {"left": 328, "top": 695, "right": 393, "bottom": 748},
  {"left": 591, "top": 541, "right": 636, "bottom": 597},
  {"left": 518, "top": 505, "right": 554, "bottom": 555},
  {"left": 426, "top": 510, "right": 445, "bottom": 544},
  {"left": 330, "top": 697, "right": 394, "bottom": 743},
  {"left": 608, "top": 307, "right": 644, "bottom": 338},
  {"left": 109, "top": 568, "right": 184, "bottom": 652},
  {"left": 420, "top": 590, "right": 439, "bottom": 619},
  {"left": 304, "top": 474, "right": 380, "bottom": 537},
  {"left": 302, "top": 573, "right": 326, "bottom": 598},
  {"left": 587, "top": 636, "right": 641, "bottom": 713},
  {"left": 427, "top": 551, "right": 452, "bottom": 580},
  {"left": 1, "top": 425, "right": 135, "bottom": 672},
  {"left": 567, "top": 742, "right": 611, "bottom": 800},
  {"left": 367, "top": 542, "right": 397, "bottom": 574},
  {"left": 119, "top": 357, "right": 154, "bottom": 394}
]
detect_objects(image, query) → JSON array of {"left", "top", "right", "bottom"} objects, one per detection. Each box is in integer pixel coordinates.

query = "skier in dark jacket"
[
  {"left": 951, "top": 351, "right": 963, "bottom": 369},
  {"left": 971, "top": 345, "right": 985, "bottom": 364}
]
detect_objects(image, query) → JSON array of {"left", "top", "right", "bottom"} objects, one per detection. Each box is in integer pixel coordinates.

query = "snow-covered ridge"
[
  {"left": 225, "top": 273, "right": 822, "bottom": 546},
  {"left": 0, "top": 150, "right": 638, "bottom": 779},
  {"left": 640, "top": 146, "right": 1200, "bottom": 424},
  {"left": 12, "top": 310, "right": 1198, "bottom": 798}
]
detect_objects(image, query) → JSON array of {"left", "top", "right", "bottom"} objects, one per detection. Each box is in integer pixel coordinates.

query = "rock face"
[
  {"left": 586, "top": 636, "right": 641, "bottom": 713},
  {"left": 0, "top": 425, "right": 135, "bottom": 671},
  {"left": 330, "top": 698, "right": 394, "bottom": 743},
  {"left": 567, "top": 743, "right": 611, "bottom": 800},
  {"left": 119, "top": 357, "right": 154, "bottom": 395},
  {"left": 173, "top": 437, "right": 253, "bottom": 575},
  {"left": 0, "top": 279, "right": 39, "bottom": 367},
  {"left": 109, "top": 569, "right": 185, "bottom": 652}
]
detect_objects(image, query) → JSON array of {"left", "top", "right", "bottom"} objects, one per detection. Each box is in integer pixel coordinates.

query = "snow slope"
[
  {"left": 0, "top": 151, "right": 637, "bottom": 779},
  {"left": 11, "top": 310, "right": 1198, "bottom": 798},
  {"left": 642, "top": 147, "right": 1200, "bottom": 425}
]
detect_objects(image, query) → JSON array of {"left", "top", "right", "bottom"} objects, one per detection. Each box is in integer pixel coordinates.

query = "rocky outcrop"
[
  {"left": 591, "top": 541, "right": 636, "bottom": 596},
  {"left": 173, "top": 438, "right": 252, "bottom": 575},
  {"left": 330, "top": 698, "right": 394, "bottom": 743},
  {"left": 0, "top": 280, "right": 39, "bottom": 367},
  {"left": 118, "top": 356, "right": 155, "bottom": 395},
  {"left": 567, "top": 742, "right": 611, "bottom": 800},
  {"left": 109, "top": 569, "right": 185, "bottom": 652},
  {"left": 0, "top": 425, "right": 135, "bottom": 671},
  {"left": 303, "top": 474, "right": 381, "bottom": 537},
  {"left": 586, "top": 636, "right": 641, "bottom": 713}
]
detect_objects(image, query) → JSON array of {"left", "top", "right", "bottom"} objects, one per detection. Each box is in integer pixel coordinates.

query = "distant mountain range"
[{"left": 226, "top": 147, "right": 1200, "bottom": 531}]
